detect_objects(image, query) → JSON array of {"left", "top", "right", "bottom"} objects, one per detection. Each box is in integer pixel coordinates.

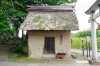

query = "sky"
[{"left": 75, "top": 0, "right": 97, "bottom": 32}]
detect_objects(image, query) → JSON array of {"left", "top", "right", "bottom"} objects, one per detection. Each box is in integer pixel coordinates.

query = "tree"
[{"left": 72, "top": 30, "right": 100, "bottom": 38}]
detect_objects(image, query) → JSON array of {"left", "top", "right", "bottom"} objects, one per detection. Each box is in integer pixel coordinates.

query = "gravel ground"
[{"left": 0, "top": 62, "right": 99, "bottom": 66}]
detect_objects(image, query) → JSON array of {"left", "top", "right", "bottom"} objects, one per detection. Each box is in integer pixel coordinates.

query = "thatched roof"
[{"left": 20, "top": 5, "right": 79, "bottom": 31}]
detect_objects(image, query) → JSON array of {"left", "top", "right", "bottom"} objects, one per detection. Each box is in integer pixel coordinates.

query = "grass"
[
  {"left": 71, "top": 37, "right": 100, "bottom": 50},
  {"left": 7, "top": 54, "right": 75, "bottom": 64},
  {"left": 7, "top": 52, "right": 88, "bottom": 64},
  {"left": 7, "top": 57, "right": 75, "bottom": 64},
  {"left": 71, "top": 52, "right": 88, "bottom": 60}
]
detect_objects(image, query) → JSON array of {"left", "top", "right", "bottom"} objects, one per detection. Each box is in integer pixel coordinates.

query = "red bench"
[{"left": 56, "top": 53, "right": 66, "bottom": 59}]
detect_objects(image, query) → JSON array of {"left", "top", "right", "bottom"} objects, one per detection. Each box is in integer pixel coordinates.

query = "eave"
[{"left": 85, "top": 0, "right": 100, "bottom": 14}]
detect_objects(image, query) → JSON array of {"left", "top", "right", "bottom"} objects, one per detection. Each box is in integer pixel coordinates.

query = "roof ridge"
[{"left": 27, "top": 5, "right": 75, "bottom": 12}]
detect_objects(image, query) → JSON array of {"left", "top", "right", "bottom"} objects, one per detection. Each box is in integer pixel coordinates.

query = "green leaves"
[
  {"left": 72, "top": 30, "right": 100, "bottom": 38},
  {"left": 0, "top": 20, "right": 11, "bottom": 32},
  {"left": 0, "top": 10, "right": 6, "bottom": 20},
  {"left": 14, "top": 1, "right": 25, "bottom": 11},
  {"left": 32, "top": 0, "right": 77, "bottom": 5},
  {"left": 15, "top": 11, "right": 26, "bottom": 17},
  {"left": 72, "top": 30, "right": 91, "bottom": 38},
  {"left": 0, "top": 8, "right": 11, "bottom": 32}
]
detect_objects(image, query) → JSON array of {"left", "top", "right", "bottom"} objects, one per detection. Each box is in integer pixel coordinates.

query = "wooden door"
[{"left": 43, "top": 37, "right": 55, "bottom": 54}]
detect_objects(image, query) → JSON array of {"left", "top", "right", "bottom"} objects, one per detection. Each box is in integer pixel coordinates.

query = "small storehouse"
[{"left": 20, "top": 5, "right": 79, "bottom": 58}]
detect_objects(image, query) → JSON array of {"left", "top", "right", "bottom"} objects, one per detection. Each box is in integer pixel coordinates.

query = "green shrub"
[
  {"left": 72, "top": 30, "right": 91, "bottom": 38},
  {"left": 11, "top": 41, "right": 22, "bottom": 54},
  {"left": 71, "top": 38, "right": 92, "bottom": 49},
  {"left": 23, "top": 46, "right": 28, "bottom": 54},
  {"left": 11, "top": 39, "right": 28, "bottom": 55}
]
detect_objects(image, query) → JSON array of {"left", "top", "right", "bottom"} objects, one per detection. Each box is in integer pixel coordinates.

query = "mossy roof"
[{"left": 20, "top": 6, "right": 79, "bottom": 31}]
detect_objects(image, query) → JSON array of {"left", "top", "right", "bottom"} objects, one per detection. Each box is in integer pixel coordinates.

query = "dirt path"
[{"left": 0, "top": 45, "right": 10, "bottom": 61}]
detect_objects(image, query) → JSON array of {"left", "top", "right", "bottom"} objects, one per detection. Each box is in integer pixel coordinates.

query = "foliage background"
[{"left": 71, "top": 30, "right": 100, "bottom": 50}]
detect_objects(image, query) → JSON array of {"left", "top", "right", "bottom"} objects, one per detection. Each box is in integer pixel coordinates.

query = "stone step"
[{"left": 42, "top": 54, "right": 55, "bottom": 58}]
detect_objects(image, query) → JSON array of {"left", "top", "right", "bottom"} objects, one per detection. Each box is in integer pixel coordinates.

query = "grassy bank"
[{"left": 71, "top": 37, "right": 100, "bottom": 50}]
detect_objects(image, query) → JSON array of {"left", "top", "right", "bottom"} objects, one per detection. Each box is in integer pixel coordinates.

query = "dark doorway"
[{"left": 43, "top": 37, "right": 55, "bottom": 54}]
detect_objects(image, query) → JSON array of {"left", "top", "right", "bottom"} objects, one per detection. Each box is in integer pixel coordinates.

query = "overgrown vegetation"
[
  {"left": 11, "top": 39, "right": 28, "bottom": 55},
  {"left": 71, "top": 30, "right": 100, "bottom": 50}
]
